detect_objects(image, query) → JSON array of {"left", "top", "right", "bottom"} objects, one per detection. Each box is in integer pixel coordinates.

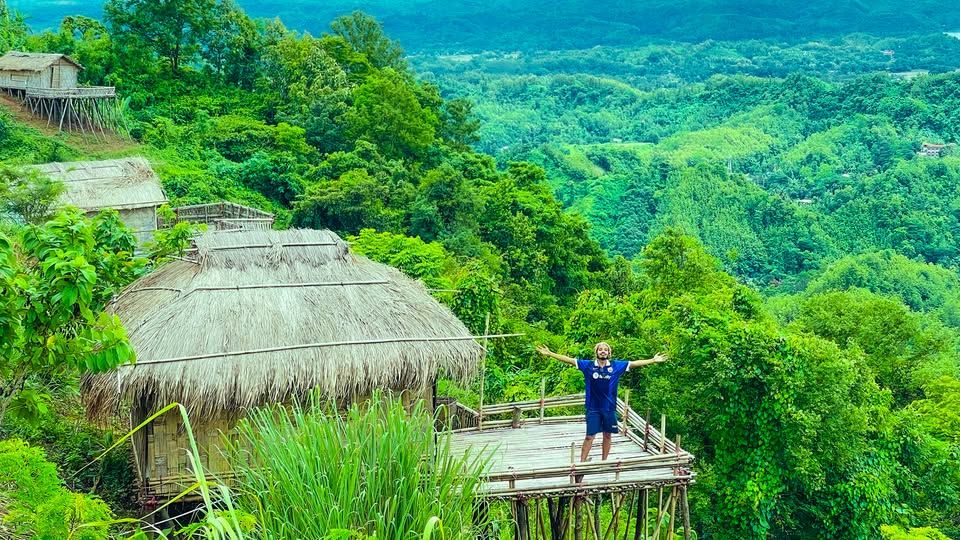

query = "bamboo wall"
[{"left": 136, "top": 386, "right": 433, "bottom": 500}]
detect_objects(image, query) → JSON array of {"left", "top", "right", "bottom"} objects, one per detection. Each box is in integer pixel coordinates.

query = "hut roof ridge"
[
  {"left": 30, "top": 157, "right": 167, "bottom": 211},
  {"left": 0, "top": 51, "right": 83, "bottom": 71}
]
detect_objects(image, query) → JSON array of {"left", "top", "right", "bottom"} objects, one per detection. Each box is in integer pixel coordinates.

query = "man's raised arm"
[
  {"left": 628, "top": 352, "right": 669, "bottom": 369},
  {"left": 537, "top": 345, "right": 577, "bottom": 366}
]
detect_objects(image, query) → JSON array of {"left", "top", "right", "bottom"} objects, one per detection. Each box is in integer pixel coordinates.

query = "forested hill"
[{"left": 19, "top": 0, "right": 960, "bottom": 51}]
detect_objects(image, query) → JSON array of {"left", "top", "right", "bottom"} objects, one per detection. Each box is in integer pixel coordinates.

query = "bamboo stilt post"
[
  {"left": 639, "top": 489, "right": 648, "bottom": 540},
  {"left": 666, "top": 487, "right": 678, "bottom": 540},
  {"left": 681, "top": 487, "right": 691, "bottom": 540},
  {"left": 622, "top": 491, "right": 634, "bottom": 540},
  {"left": 539, "top": 377, "right": 546, "bottom": 424},
  {"left": 537, "top": 499, "right": 548, "bottom": 540},
  {"left": 604, "top": 493, "right": 623, "bottom": 540},
  {"left": 587, "top": 497, "right": 601, "bottom": 540},
  {"left": 479, "top": 312, "right": 490, "bottom": 431},
  {"left": 575, "top": 497, "right": 583, "bottom": 540},
  {"left": 651, "top": 489, "right": 673, "bottom": 540}
]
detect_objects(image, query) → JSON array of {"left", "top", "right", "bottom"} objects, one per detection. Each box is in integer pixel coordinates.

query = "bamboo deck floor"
[{"left": 448, "top": 418, "right": 694, "bottom": 499}]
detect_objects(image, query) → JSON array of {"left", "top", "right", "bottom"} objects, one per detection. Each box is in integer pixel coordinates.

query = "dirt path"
[{"left": 0, "top": 93, "right": 140, "bottom": 157}]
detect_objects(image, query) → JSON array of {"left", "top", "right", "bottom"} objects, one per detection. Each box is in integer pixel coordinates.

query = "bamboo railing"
[{"left": 447, "top": 391, "right": 695, "bottom": 498}]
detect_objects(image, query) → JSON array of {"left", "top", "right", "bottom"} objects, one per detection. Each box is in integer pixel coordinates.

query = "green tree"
[
  {"left": 329, "top": 11, "right": 405, "bottom": 71},
  {"left": 0, "top": 209, "right": 139, "bottom": 426},
  {"left": 0, "top": 166, "right": 65, "bottom": 225},
  {"left": 345, "top": 68, "right": 438, "bottom": 159},
  {"left": 105, "top": 0, "right": 217, "bottom": 74}
]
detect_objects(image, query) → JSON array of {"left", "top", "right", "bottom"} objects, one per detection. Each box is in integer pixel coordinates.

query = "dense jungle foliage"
[{"left": 1, "top": 0, "right": 960, "bottom": 539}]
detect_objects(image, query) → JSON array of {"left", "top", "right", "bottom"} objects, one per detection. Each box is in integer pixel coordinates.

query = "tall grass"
[{"left": 228, "top": 394, "right": 488, "bottom": 540}]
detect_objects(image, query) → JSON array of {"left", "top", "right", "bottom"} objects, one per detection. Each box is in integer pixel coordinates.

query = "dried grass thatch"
[
  {"left": 83, "top": 229, "right": 483, "bottom": 419},
  {"left": 31, "top": 157, "right": 167, "bottom": 212},
  {"left": 0, "top": 51, "right": 82, "bottom": 72}
]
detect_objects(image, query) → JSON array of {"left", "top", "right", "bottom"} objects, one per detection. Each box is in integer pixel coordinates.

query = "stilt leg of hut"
[
  {"left": 666, "top": 487, "right": 678, "bottom": 540},
  {"left": 610, "top": 493, "right": 622, "bottom": 540},
  {"left": 681, "top": 487, "right": 691, "bottom": 540},
  {"left": 549, "top": 496, "right": 570, "bottom": 540},
  {"left": 574, "top": 497, "right": 584, "bottom": 540},
  {"left": 514, "top": 498, "right": 531, "bottom": 540},
  {"left": 474, "top": 499, "right": 491, "bottom": 540},
  {"left": 537, "top": 499, "right": 548, "bottom": 540},
  {"left": 622, "top": 491, "right": 635, "bottom": 540},
  {"left": 651, "top": 488, "right": 673, "bottom": 540},
  {"left": 593, "top": 493, "right": 602, "bottom": 540},
  {"left": 634, "top": 489, "right": 646, "bottom": 540}
]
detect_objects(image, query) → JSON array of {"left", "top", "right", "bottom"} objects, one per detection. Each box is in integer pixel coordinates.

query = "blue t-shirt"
[{"left": 577, "top": 359, "right": 629, "bottom": 412}]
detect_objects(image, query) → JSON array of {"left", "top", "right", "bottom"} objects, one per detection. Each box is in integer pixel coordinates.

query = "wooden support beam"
[
  {"left": 666, "top": 486, "right": 678, "bottom": 540},
  {"left": 574, "top": 497, "right": 583, "bottom": 540},
  {"left": 681, "top": 486, "right": 691, "bottom": 540}
]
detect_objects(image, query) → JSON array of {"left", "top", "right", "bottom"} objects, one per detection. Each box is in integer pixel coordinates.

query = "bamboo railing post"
[
  {"left": 479, "top": 312, "right": 490, "bottom": 431},
  {"left": 513, "top": 406, "right": 523, "bottom": 428},
  {"left": 658, "top": 415, "right": 667, "bottom": 510},
  {"left": 643, "top": 409, "right": 651, "bottom": 452},
  {"left": 623, "top": 390, "right": 631, "bottom": 431},
  {"left": 540, "top": 377, "right": 546, "bottom": 424},
  {"left": 681, "top": 486, "right": 691, "bottom": 540}
]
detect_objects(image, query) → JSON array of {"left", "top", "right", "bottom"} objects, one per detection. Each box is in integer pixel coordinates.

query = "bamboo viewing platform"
[{"left": 445, "top": 392, "right": 695, "bottom": 540}]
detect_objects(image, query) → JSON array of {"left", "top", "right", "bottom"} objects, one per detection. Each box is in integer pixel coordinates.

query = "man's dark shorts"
[{"left": 586, "top": 409, "right": 619, "bottom": 437}]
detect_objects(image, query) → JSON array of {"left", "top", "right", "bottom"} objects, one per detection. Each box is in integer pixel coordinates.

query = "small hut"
[
  {"left": 31, "top": 157, "right": 168, "bottom": 244},
  {"left": 0, "top": 51, "right": 82, "bottom": 91},
  {"left": 83, "top": 229, "right": 483, "bottom": 502}
]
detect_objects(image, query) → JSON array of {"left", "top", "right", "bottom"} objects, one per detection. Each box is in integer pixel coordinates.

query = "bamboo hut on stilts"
[
  {"left": 0, "top": 51, "right": 120, "bottom": 136},
  {"left": 82, "top": 229, "right": 488, "bottom": 511}
]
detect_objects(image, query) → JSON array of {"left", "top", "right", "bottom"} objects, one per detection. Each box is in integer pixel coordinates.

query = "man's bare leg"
[
  {"left": 581, "top": 436, "right": 594, "bottom": 462},
  {"left": 602, "top": 432, "right": 613, "bottom": 460}
]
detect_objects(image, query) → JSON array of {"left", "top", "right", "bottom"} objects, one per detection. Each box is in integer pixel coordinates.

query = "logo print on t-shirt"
[
  {"left": 593, "top": 372, "right": 600, "bottom": 379},
  {"left": 607, "top": 366, "right": 613, "bottom": 373}
]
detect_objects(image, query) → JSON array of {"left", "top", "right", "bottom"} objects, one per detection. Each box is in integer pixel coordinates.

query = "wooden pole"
[
  {"left": 651, "top": 489, "right": 673, "bottom": 540},
  {"left": 537, "top": 499, "right": 548, "bottom": 540},
  {"left": 479, "top": 312, "right": 490, "bottom": 431},
  {"left": 622, "top": 491, "right": 634, "bottom": 540},
  {"left": 134, "top": 332, "right": 524, "bottom": 366},
  {"left": 666, "top": 487, "right": 678, "bottom": 540},
  {"left": 574, "top": 497, "right": 583, "bottom": 540},
  {"left": 593, "top": 496, "right": 601, "bottom": 540},
  {"left": 643, "top": 410, "right": 651, "bottom": 452},
  {"left": 681, "top": 486, "right": 691, "bottom": 540},
  {"left": 658, "top": 415, "right": 667, "bottom": 510},
  {"left": 638, "top": 489, "right": 648, "bottom": 540},
  {"left": 540, "top": 377, "right": 546, "bottom": 424},
  {"left": 604, "top": 493, "right": 623, "bottom": 540}
]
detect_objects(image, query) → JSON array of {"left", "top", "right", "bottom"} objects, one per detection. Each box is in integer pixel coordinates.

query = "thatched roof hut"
[
  {"left": 31, "top": 157, "right": 167, "bottom": 243},
  {"left": 84, "top": 228, "right": 482, "bottom": 419},
  {"left": 0, "top": 51, "right": 82, "bottom": 90}
]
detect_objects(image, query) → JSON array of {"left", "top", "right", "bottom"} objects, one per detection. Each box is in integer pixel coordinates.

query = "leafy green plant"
[
  {"left": 227, "top": 393, "right": 488, "bottom": 540},
  {"left": 0, "top": 438, "right": 113, "bottom": 539}
]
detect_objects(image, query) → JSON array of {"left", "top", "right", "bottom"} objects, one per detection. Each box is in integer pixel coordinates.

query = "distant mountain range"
[{"left": 14, "top": 0, "right": 960, "bottom": 52}]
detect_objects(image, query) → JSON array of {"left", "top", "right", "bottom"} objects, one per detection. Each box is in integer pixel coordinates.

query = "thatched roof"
[
  {"left": 83, "top": 229, "right": 483, "bottom": 418},
  {"left": 31, "top": 157, "right": 167, "bottom": 212},
  {"left": 0, "top": 51, "right": 82, "bottom": 71}
]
